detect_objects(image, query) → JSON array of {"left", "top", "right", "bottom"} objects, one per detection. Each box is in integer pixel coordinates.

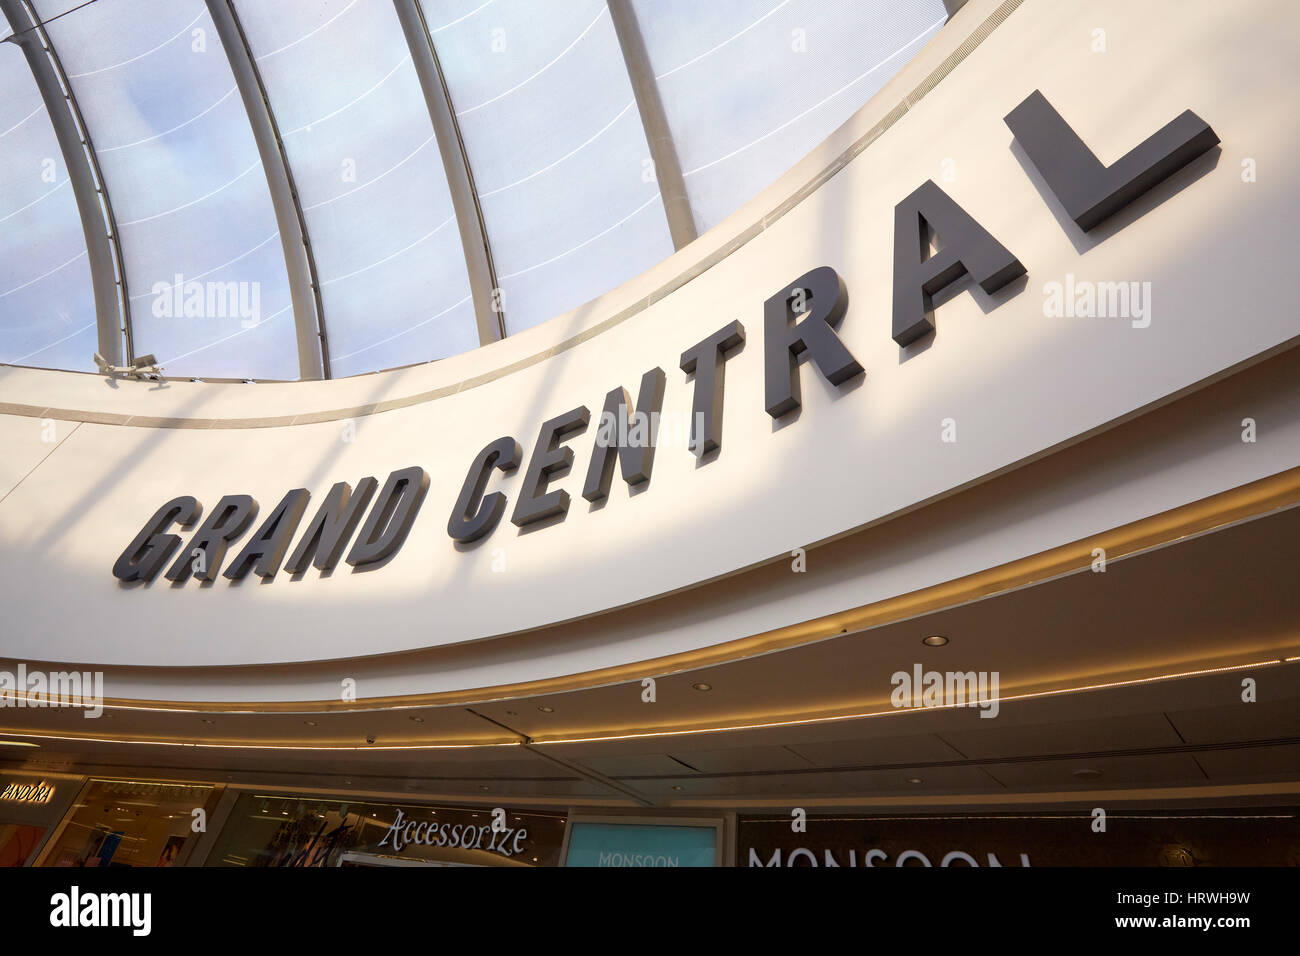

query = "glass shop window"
[
  {"left": 207, "top": 793, "right": 566, "bottom": 867},
  {"left": 38, "top": 780, "right": 219, "bottom": 867},
  {"left": 0, "top": 824, "right": 47, "bottom": 866}
]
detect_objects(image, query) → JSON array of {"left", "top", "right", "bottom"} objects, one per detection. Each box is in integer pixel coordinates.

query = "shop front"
[
  {"left": 203, "top": 792, "right": 568, "bottom": 867},
  {"left": 200, "top": 797, "right": 727, "bottom": 867},
  {"left": 34, "top": 778, "right": 222, "bottom": 868},
  {"left": 0, "top": 771, "right": 80, "bottom": 867},
  {"left": 738, "top": 807, "right": 1300, "bottom": 867}
]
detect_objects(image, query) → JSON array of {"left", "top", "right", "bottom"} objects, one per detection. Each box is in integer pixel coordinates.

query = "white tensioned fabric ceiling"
[{"left": 0, "top": 0, "right": 948, "bottom": 380}]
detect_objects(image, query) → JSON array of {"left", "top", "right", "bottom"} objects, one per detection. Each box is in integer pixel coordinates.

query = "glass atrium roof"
[{"left": 0, "top": 0, "right": 947, "bottom": 380}]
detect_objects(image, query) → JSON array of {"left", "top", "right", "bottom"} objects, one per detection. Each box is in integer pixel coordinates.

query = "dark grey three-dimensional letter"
[
  {"left": 583, "top": 367, "right": 667, "bottom": 502},
  {"left": 892, "top": 180, "right": 1025, "bottom": 347},
  {"left": 449, "top": 437, "right": 522, "bottom": 542},
  {"left": 680, "top": 321, "right": 746, "bottom": 457},
  {"left": 1004, "top": 89, "right": 1218, "bottom": 232},
  {"left": 764, "top": 266, "right": 861, "bottom": 418}
]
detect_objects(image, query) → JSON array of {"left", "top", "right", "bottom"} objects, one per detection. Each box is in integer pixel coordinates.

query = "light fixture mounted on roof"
[{"left": 93, "top": 352, "right": 164, "bottom": 383}]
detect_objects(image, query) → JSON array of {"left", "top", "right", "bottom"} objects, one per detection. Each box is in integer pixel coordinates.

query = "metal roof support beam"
[
  {"left": 607, "top": 0, "right": 697, "bottom": 251},
  {"left": 2, "top": 0, "right": 130, "bottom": 365},
  {"left": 942, "top": 0, "right": 973, "bottom": 20},
  {"left": 394, "top": 0, "right": 504, "bottom": 345},
  {"left": 206, "top": 0, "right": 328, "bottom": 380}
]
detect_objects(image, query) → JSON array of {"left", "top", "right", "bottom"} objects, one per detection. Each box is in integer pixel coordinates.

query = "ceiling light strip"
[
  {"left": 1, "top": 657, "right": 1289, "bottom": 753},
  {"left": 529, "top": 657, "right": 1289, "bottom": 746},
  {"left": 0, "top": 731, "right": 521, "bottom": 752},
  {"left": 33, "top": 465, "right": 1299, "bottom": 716}
]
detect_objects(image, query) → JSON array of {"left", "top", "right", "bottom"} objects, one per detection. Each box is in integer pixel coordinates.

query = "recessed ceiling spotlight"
[
  {"left": 907, "top": 777, "right": 924, "bottom": 785},
  {"left": 921, "top": 635, "right": 949, "bottom": 647},
  {"left": 537, "top": 705, "right": 554, "bottom": 713},
  {"left": 691, "top": 682, "right": 712, "bottom": 692},
  {"left": 409, "top": 716, "right": 424, "bottom": 723},
  {"left": 1072, "top": 768, "right": 1104, "bottom": 780},
  {"left": 304, "top": 720, "right": 317, "bottom": 727}
]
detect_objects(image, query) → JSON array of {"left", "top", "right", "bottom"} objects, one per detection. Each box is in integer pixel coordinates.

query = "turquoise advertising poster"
[{"left": 564, "top": 823, "right": 717, "bottom": 867}]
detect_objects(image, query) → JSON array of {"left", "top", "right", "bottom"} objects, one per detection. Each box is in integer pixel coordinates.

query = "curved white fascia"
[
  {"left": 1, "top": 0, "right": 1297, "bottom": 672},
  {"left": 55, "top": 348, "right": 1300, "bottom": 701}
]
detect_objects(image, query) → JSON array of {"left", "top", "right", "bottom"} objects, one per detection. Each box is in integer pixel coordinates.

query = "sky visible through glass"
[{"left": 0, "top": 0, "right": 945, "bottom": 379}]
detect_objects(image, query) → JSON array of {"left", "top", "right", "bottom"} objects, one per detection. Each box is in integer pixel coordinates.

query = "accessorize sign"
[
  {"left": 207, "top": 794, "right": 568, "bottom": 867},
  {"left": 377, "top": 805, "right": 532, "bottom": 860}
]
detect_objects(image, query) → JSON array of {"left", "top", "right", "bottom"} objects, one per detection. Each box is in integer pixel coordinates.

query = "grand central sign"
[{"left": 112, "top": 90, "right": 1218, "bottom": 587}]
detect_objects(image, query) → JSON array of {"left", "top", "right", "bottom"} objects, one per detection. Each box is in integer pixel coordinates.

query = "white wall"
[{"left": 0, "top": 0, "right": 1296, "bottom": 683}]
